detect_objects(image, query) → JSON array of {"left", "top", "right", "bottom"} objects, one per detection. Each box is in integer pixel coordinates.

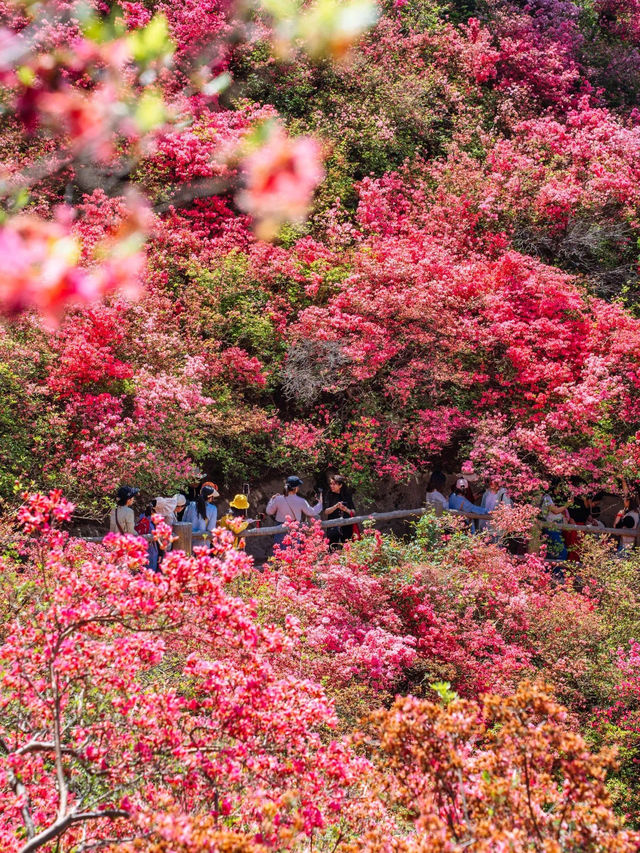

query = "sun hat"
[
  {"left": 229, "top": 494, "right": 250, "bottom": 510},
  {"left": 286, "top": 475, "right": 303, "bottom": 488},
  {"left": 455, "top": 477, "right": 469, "bottom": 490},
  {"left": 154, "top": 496, "right": 179, "bottom": 521},
  {"left": 173, "top": 494, "right": 187, "bottom": 507}
]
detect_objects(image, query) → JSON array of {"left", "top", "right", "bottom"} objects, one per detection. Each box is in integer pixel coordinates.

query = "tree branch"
[
  {"left": 0, "top": 735, "right": 37, "bottom": 840},
  {"left": 19, "top": 809, "right": 130, "bottom": 853},
  {"left": 521, "top": 748, "right": 544, "bottom": 849},
  {"left": 51, "top": 670, "right": 69, "bottom": 821}
]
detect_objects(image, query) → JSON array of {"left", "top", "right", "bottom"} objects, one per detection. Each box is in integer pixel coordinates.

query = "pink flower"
[
  {"left": 0, "top": 208, "right": 146, "bottom": 325},
  {"left": 237, "top": 123, "right": 325, "bottom": 239}
]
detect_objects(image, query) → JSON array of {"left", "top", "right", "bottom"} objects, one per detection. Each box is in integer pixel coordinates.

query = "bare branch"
[
  {"left": 19, "top": 809, "right": 130, "bottom": 853},
  {"left": 0, "top": 735, "right": 36, "bottom": 839}
]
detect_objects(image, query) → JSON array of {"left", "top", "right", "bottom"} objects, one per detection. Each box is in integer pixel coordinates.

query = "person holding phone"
[{"left": 322, "top": 474, "right": 355, "bottom": 547}]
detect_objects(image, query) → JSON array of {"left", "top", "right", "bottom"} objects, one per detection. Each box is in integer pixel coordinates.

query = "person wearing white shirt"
[
  {"left": 154, "top": 494, "right": 187, "bottom": 524},
  {"left": 110, "top": 485, "right": 139, "bottom": 534},
  {"left": 480, "top": 477, "right": 512, "bottom": 531},
  {"left": 425, "top": 471, "right": 448, "bottom": 512},
  {"left": 190, "top": 485, "right": 219, "bottom": 535},
  {"left": 266, "top": 476, "right": 322, "bottom": 546},
  {"left": 183, "top": 483, "right": 219, "bottom": 527}
]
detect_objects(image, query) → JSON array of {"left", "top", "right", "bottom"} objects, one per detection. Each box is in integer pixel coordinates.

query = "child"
[{"left": 219, "top": 494, "right": 254, "bottom": 549}]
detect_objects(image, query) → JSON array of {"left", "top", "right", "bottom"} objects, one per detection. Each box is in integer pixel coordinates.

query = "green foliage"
[
  {"left": 186, "top": 257, "right": 286, "bottom": 369},
  {"left": 413, "top": 509, "right": 449, "bottom": 553},
  {"left": 431, "top": 680, "right": 458, "bottom": 704},
  {"left": 0, "top": 342, "right": 48, "bottom": 503},
  {"left": 126, "top": 14, "right": 175, "bottom": 66}
]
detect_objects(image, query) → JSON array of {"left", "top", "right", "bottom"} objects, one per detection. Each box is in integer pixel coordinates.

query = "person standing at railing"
[
  {"left": 564, "top": 496, "right": 590, "bottom": 561},
  {"left": 150, "top": 494, "right": 188, "bottom": 564},
  {"left": 183, "top": 482, "right": 219, "bottom": 527},
  {"left": 449, "top": 477, "right": 485, "bottom": 531},
  {"left": 219, "top": 494, "right": 255, "bottom": 549},
  {"left": 266, "top": 476, "right": 322, "bottom": 546},
  {"left": 135, "top": 503, "right": 160, "bottom": 572},
  {"left": 154, "top": 494, "right": 187, "bottom": 524},
  {"left": 322, "top": 474, "right": 355, "bottom": 548},
  {"left": 190, "top": 485, "right": 219, "bottom": 535},
  {"left": 614, "top": 495, "right": 640, "bottom": 553},
  {"left": 541, "top": 492, "right": 569, "bottom": 560},
  {"left": 480, "top": 477, "right": 512, "bottom": 531},
  {"left": 110, "top": 485, "right": 139, "bottom": 535},
  {"left": 425, "top": 471, "right": 448, "bottom": 512}
]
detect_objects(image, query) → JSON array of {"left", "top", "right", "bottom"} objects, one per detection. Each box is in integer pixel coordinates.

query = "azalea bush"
[
  {"left": 0, "top": 492, "right": 367, "bottom": 851},
  {"left": 2, "top": 492, "right": 639, "bottom": 849},
  {"left": 5, "top": 0, "right": 640, "bottom": 844},
  {"left": 0, "top": 0, "right": 367, "bottom": 510},
  {"left": 1, "top": 0, "right": 640, "bottom": 508},
  {"left": 353, "top": 681, "right": 640, "bottom": 852},
  {"left": 254, "top": 516, "right": 610, "bottom": 711}
]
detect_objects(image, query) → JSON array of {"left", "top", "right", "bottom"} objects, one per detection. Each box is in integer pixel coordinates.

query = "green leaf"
[
  {"left": 431, "top": 681, "right": 458, "bottom": 705},
  {"left": 81, "top": 6, "right": 127, "bottom": 44},
  {"left": 202, "top": 72, "right": 232, "bottom": 96},
  {"left": 135, "top": 90, "right": 166, "bottom": 132},
  {"left": 127, "top": 14, "right": 174, "bottom": 65},
  {"left": 12, "top": 189, "right": 30, "bottom": 211},
  {"left": 16, "top": 66, "right": 35, "bottom": 86},
  {"left": 259, "top": 0, "right": 299, "bottom": 19}
]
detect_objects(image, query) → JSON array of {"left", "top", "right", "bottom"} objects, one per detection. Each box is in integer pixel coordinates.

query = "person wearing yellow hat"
[{"left": 219, "top": 493, "right": 254, "bottom": 549}]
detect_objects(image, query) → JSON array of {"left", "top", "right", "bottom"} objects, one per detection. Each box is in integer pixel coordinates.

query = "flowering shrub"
[
  {"left": 5, "top": 0, "right": 640, "bottom": 842},
  {"left": 256, "top": 520, "right": 606, "bottom": 709},
  {"left": 0, "top": 211, "right": 144, "bottom": 326},
  {"left": 0, "top": 493, "right": 367, "bottom": 851},
  {"left": 4, "top": 493, "right": 640, "bottom": 845},
  {"left": 282, "top": 229, "right": 640, "bottom": 494},
  {"left": 354, "top": 681, "right": 640, "bottom": 852},
  {"left": 2, "top": 0, "right": 640, "bottom": 505}
]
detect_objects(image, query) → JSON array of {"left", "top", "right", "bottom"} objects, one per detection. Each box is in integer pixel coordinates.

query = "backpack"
[{"left": 135, "top": 516, "right": 152, "bottom": 536}]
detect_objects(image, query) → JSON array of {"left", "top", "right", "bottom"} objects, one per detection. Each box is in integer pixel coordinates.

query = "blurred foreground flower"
[
  {"left": 0, "top": 205, "right": 147, "bottom": 325},
  {"left": 237, "top": 122, "right": 324, "bottom": 239},
  {"left": 259, "top": 0, "right": 379, "bottom": 59}
]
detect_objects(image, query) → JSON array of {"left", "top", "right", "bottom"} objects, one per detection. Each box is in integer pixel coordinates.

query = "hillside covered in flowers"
[
  {"left": 2, "top": 0, "right": 640, "bottom": 509},
  {"left": 3, "top": 0, "right": 640, "bottom": 849}
]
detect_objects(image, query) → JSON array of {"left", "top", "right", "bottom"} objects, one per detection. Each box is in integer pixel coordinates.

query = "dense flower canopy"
[
  {"left": 3, "top": 495, "right": 640, "bottom": 849},
  {"left": 3, "top": 0, "right": 640, "bottom": 847},
  {"left": 0, "top": 0, "right": 639, "bottom": 508}
]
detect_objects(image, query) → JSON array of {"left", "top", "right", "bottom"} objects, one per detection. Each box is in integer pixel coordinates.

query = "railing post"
[{"left": 172, "top": 522, "right": 193, "bottom": 556}]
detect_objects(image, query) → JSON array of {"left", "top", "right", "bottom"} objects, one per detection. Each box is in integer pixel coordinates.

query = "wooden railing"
[{"left": 83, "top": 503, "right": 636, "bottom": 556}]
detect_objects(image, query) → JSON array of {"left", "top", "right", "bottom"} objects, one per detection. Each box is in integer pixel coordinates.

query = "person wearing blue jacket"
[{"left": 449, "top": 477, "right": 485, "bottom": 531}]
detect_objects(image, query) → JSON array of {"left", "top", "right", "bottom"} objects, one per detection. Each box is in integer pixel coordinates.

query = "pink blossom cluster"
[
  {"left": 0, "top": 494, "right": 369, "bottom": 851},
  {"left": 0, "top": 213, "right": 144, "bottom": 326},
  {"left": 259, "top": 521, "right": 604, "bottom": 702}
]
